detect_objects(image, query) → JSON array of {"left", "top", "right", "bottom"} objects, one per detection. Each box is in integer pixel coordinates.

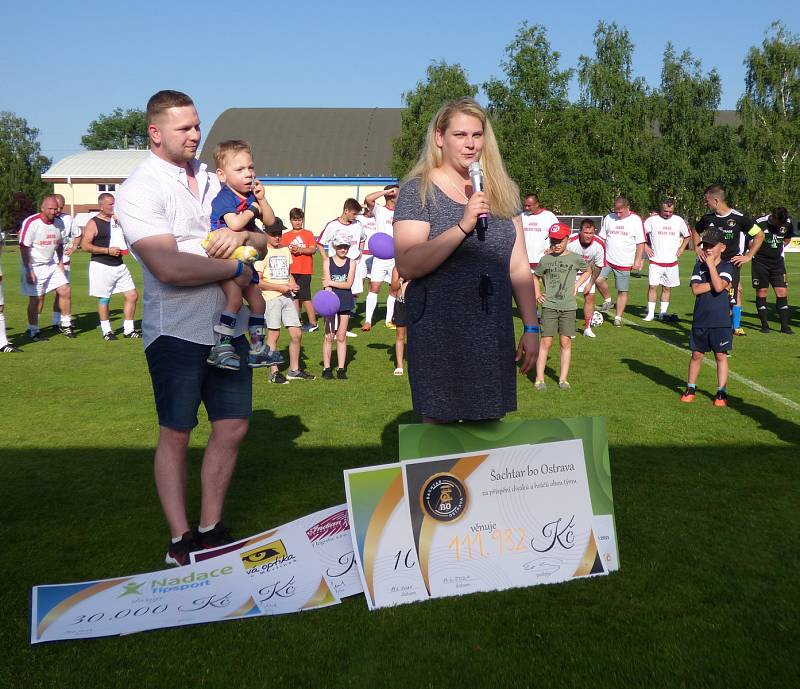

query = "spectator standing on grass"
[
  {"left": 256, "top": 217, "right": 315, "bottom": 384},
  {"left": 390, "top": 265, "right": 408, "bottom": 375},
  {"left": 19, "top": 195, "right": 75, "bottom": 341},
  {"left": 567, "top": 219, "right": 605, "bottom": 338},
  {"left": 693, "top": 184, "right": 763, "bottom": 337},
  {"left": 520, "top": 194, "right": 558, "bottom": 271},
  {"left": 681, "top": 228, "right": 735, "bottom": 407},
  {"left": 596, "top": 196, "right": 645, "bottom": 327},
  {"left": 51, "top": 193, "right": 81, "bottom": 327},
  {"left": 81, "top": 193, "right": 141, "bottom": 339},
  {"left": 750, "top": 207, "right": 794, "bottom": 334},
  {"left": 115, "top": 90, "right": 267, "bottom": 567},
  {"left": 321, "top": 233, "right": 356, "bottom": 380},
  {"left": 281, "top": 207, "right": 318, "bottom": 332},
  {"left": 642, "top": 199, "right": 691, "bottom": 322},
  {"left": 362, "top": 185, "right": 399, "bottom": 331}
]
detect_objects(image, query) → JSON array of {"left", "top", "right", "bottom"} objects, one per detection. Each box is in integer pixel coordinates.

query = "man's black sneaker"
[
  {"left": 336, "top": 368, "right": 347, "bottom": 380},
  {"left": 287, "top": 369, "right": 315, "bottom": 381},
  {"left": 165, "top": 530, "right": 200, "bottom": 567},
  {"left": 103, "top": 331, "right": 118, "bottom": 341},
  {"left": 196, "top": 522, "right": 234, "bottom": 550},
  {"left": 125, "top": 329, "right": 143, "bottom": 338},
  {"left": 28, "top": 331, "right": 48, "bottom": 342},
  {"left": 780, "top": 326, "right": 794, "bottom": 335},
  {"left": 0, "top": 344, "right": 22, "bottom": 353},
  {"left": 270, "top": 371, "right": 289, "bottom": 384},
  {"left": 322, "top": 367, "right": 334, "bottom": 380},
  {"left": 60, "top": 325, "right": 76, "bottom": 339},
  {"left": 760, "top": 325, "right": 770, "bottom": 333}
]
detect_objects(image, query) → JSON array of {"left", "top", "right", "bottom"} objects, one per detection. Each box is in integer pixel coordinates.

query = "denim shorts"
[{"left": 145, "top": 335, "right": 252, "bottom": 430}]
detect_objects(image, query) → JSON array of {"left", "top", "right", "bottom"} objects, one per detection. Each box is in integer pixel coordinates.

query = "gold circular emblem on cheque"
[{"left": 419, "top": 473, "right": 468, "bottom": 523}]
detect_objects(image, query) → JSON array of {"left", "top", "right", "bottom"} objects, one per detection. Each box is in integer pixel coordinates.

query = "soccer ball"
[{"left": 590, "top": 311, "right": 605, "bottom": 328}]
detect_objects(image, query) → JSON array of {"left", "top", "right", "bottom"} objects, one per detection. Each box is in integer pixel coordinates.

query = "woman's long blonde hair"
[{"left": 404, "top": 98, "right": 520, "bottom": 219}]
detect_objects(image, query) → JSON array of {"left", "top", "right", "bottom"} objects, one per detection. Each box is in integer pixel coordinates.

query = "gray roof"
[
  {"left": 200, "top": 108, "right": 403, "bottom": 178},
  {"left": 42, "top": 149, "right": 149, "bottom": 180}
]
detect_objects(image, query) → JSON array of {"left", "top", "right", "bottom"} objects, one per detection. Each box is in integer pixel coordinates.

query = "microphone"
[{"left": 468, "top": 162, "right": 488, "bottom": 241}]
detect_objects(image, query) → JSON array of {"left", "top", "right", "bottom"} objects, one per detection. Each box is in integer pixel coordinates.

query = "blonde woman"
[{"left": 394, "top": 98, "right": 539, "bottom": 423}]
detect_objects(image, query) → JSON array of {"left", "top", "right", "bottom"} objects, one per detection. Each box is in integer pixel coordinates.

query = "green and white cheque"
[
  {"left": 31, "top": 552, "right": 260, "bottom": 644},
  {"left": 402, "top": 440, "right": 606, "bottom": 598}
]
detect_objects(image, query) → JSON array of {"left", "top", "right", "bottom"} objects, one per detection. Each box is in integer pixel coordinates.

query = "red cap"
[{"left": 548, "top": 223, "right": 570, "bottom": 240}]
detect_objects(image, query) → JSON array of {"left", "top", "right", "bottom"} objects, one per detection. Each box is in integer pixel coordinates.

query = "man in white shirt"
[
  {"left": 362, "top": 184, "right": 399, "bottom": 330},
  {"left": 643, "top": 199, "right": 690, "bottom": 321},
  {"left": 567, "top": 219, "right": 606, "bottom": 338},
  {"left": 51, "top": 194, "right": 82, "bottom": 327},
  {"left": 115, "top": 90, "right": 266, "bottom": 567},
  {"left": 521, "top": 194, "right": 559, "bottom": 270},
  {"left": 596, "top": 196, "right": 645, "bottom": 326}
]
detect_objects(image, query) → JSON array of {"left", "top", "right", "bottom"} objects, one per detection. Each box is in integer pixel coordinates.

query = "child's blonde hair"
[{"left": 213, "top": 139, "right": 253, "bottom": 170}]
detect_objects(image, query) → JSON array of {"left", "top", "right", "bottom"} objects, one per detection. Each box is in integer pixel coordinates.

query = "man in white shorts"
[
  {"left": 521, "top": 194, "right": 559, "bottom": 271},
  {"left": 362, "top": 184, "right": 398, "bottom": 331},
  {"left": 81, "top": 192, "right": 140, "bottom": 339},
  {"left": 643, "top": 199, "right": 690, "bottom": 322},
  {"left": 0, "top": 224, "right": 21, "bottom": 352},
  {"left": 19, "top": 195, "right": 75, "bottom": 340},
  {"left": 567, "top": 219, "right": 606, "bottom": 338},
  {"left": 355, "top": 206, "right": 376, "bottom": 300},
  {"left": 51, "top": 194, "right": 82, "bottom": 327},
  {"left": 597, "top": 196, "right": 645, "bottom": 327}
]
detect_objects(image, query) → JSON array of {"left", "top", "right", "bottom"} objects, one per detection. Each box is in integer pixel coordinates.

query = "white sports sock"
[
  {"left": 385, "top": 295, "right": 396, "bottom": 324},
  {"left": 198, "top": 523, "right": 217, "bottom": 533},
  {"left": 365, "top": 292, "right": 378, "bottom": 324},
  {"left": 100, "top": 320, "right": 113, "bottom": 334},
  {"left": 0, "top": 314, "right": 7, "bottom": 347},
  {"left": 123, "top": 319, "right": 134, "bottom": 335},
  {"left": 60, "top": 314, "right": 72, "bottom": 327},
  {"left": 660, "top": 301, "right": 669, "bottom": 315},
  {"left": 646, "top": 301, "right": 656, "bottom": 318}
]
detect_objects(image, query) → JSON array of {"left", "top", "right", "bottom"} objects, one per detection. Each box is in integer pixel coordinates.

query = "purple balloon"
[
  {"left": 312, "top": 290, "right": 341, "bottom": 317},
  {"left": 368, "top": 232, "right": 394, "bottom": 260}
]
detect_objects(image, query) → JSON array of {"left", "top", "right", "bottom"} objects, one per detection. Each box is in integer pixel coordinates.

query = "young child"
[
  {"left": 255, "top": 218, "right": 315, "bottom": 384},
  {"left": 389, "top": 266, "right": 408, "bottom": 375},
  {"left": 681, "top": 228, "right": 735, "bottom": 407},
  {"left": 321, "top": 233, "right": 356, "bottom": 379},
  {"left": 533, "top": 223, "right": 590, "bottom": 390},
  {"left": 281, "top": 207, "right": 319, "bottom": 332},
  {"left": 206, "top": 139, "right": 283, "bottom": 371}
]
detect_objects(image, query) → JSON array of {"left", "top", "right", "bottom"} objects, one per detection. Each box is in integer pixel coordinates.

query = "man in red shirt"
[{"left": 281, "top": 207, "right": 318, "bottom": 332}]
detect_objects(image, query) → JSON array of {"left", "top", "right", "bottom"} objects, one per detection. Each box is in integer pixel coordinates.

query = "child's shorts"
[
  {"left": 689, "top": 326, "right": 732, "bottom": 353},
  {"left": 540, "top": 307, "right": 576, "bottom": 338},
  {"left": 266, "top": 294, "right": 301, "bottom": 329},
  {"left": 392, "top": 300, "right": 406, "bottom": 327}
]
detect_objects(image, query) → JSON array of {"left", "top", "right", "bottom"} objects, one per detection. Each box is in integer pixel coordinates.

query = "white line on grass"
[{"left": 620, "top": 317, "right": 800, "bottom": 412}]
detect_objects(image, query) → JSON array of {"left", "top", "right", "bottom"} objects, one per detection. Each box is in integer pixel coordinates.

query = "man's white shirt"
[
  {"left": 567, "top": 235, "right": 605, "bottom": 269},
  {"left": 19, "top": 214, "right": 63, "bottom": 265},
  {"left": 317, "top": 218, "right": 365, "bottom": 260},
  {"left": 643, "top": 214, "right": 689, "bottom": 264},
  {"left": 521, "top": 209, "right": 559, "bottom": 265},
  {"left": 599, "top": 212, "right": 645, "bottom": 269}
]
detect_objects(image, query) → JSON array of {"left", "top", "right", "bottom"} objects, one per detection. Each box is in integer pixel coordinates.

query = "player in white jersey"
[
  {"left": 362, "top": 184, "right": 399, "bottom": 330},
  {"left": 567, "top": 219, "right": 606, "bottom": 338},
  {"left": 643, "top": 199, "right": 690, "bottom": 321},
  {"left": 355, "top": 208, "right": 376, "bottom": 294},
  {"left": 18, "top": 195, "right": 75, "bottom": 340},
  {"left": 596, "top": 196, "right": 645, "bottom": 326},
  {"left": 51, "top": 194, "right": 82, "bottom": 326},
  {"left": 521, "top": 194, "right": 559, "bottom": 269}
]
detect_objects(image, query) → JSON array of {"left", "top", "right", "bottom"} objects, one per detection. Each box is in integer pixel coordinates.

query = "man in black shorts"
[
  {"left": 751, "top": 207, "right": 794, "bottom": 334},
  {"left": 693, "top": 184, "right": 763, "bottom": 336}
]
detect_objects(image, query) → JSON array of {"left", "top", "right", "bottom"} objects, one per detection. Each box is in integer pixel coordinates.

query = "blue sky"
[{"left": 2, "top": 1, "right": 797, "bottom": 162}]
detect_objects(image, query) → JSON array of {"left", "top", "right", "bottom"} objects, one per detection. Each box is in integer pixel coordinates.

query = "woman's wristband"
[
  {"left": 457, "top": 222, "right": 471, "bottom": 236},
  {"left": 233, "top": 260, "right": 245, "bottom": 278},
  {"left": 523, "top": 325, "right": 540, "bottom": 334}
]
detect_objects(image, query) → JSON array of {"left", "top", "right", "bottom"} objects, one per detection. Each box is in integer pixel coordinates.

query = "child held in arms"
[{"left": 205, "top": 139, "right": 284, "bottom": 371}]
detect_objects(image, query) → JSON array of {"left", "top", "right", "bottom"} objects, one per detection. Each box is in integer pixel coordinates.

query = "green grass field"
[{"left": 1, "top": 248, "right": 798, "bottom": 689}]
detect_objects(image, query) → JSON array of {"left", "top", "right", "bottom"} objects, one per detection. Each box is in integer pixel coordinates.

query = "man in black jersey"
[
  {"left": 750, "top": 207, "right": 794, "bottom": 334},
  {"left": 692, "top": 185, "right": 763, "bottom": 336},
  {"left": 81, "top": 193, "right": 140, "bottom": 339}
]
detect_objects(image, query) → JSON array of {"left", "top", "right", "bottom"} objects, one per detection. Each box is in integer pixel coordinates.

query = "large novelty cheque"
[
  {"left": 402, "top": 440, "right": 605, "bottom": 598},
  {"left": 31, "top": 552, "right": 261, "bottom": 644}
]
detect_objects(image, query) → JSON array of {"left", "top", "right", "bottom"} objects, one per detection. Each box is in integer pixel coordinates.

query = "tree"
[
  {"left": 577, "top": 22, "right": 655, "bottom": 213},
  {"left": 649, "top": 43, "right": 728, "bottom": 220},
  {"left": 391, "top": 62, "right": 477, "bottom": 178},
  {"left": 485, "top": 23, "right": 582, "bottom": 212},
  {"left": 737, "top": 21, "right": 800, "bottom": 212},
  {"left": 0, "top": 112, "right": 51, "bottom": 231},
  {"left": 81, "top": 108, "right": 148, "bottom": 150}
]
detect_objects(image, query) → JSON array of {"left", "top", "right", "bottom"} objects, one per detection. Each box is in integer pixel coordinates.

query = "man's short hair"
[
  {"left": 213, "top": 140, "right": 253, "bottom": 170},
  {"left": 580, "top": 218, "right": 596, "bottom": 229},
  {"left": 146, "top": 90, "right": 194, "bottom": 125},
  {"left": 289, "top": 207, "right": 305, "bottom": 220},
  {"left": 525, "top": 194, "right": 539, "bottom": 202},
  {"left": 661, "top": 198, "right": 675, "bottom": 208},
  {"left": 343, "top": 198, "right": 362, "bottom": 213},
  {"left": 771, "top": 207, "right": 789, "bottom": 225},
  {"left": 53, "top": 193, "right": 65, "bottom": 204},
  {"left": 614, "top": 196, "right": 630, "bottom": 208},
  {"left": 704, "top": 184, "right": 726, "bottom": 201},
  {"left": 384, "top": 183, "right": 400, "bottom": 191},
  {"left": 40, "top": 194, "right": 58, "bottom": 207},
  {"left": 98, "top": 192, "right": 115, "bottom": 204}
]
